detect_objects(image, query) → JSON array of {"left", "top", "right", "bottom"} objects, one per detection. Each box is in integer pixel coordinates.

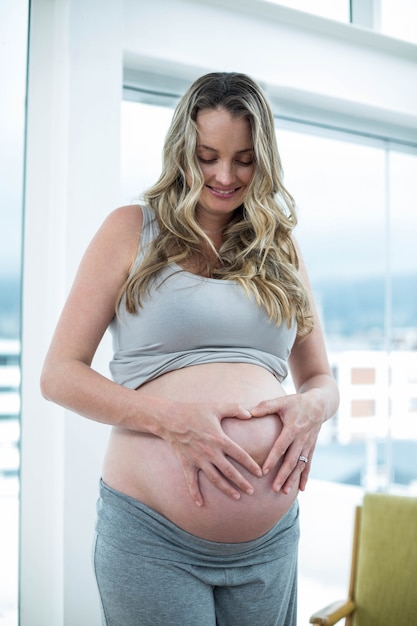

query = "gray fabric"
[
  {"left": 109, "top": 205, "right": 297, "bottom": 390},
  {"left": 93, "top": 481, "right": 299, "bottom": 626}
]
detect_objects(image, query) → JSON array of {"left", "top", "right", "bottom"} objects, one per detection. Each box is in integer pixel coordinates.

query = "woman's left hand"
[{"left": 249, "top": 389, "right": 326, "bottom": 494}]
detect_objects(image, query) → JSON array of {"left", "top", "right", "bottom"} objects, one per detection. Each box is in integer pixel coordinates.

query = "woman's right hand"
[{"left": 156, "top": 400, "right": 263, "bottom": 506}]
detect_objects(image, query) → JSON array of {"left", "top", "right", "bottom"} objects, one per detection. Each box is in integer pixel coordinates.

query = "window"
[
  {"left": 121, "top": 100, "right": 176, "bottom": 203},
  {"left": 261, "top": 0, "right": 417, "bottom": 44},
  {"left": 380, "top": 0, "right": 417, "bottom": 44},
  {"left": 0, "top": 0, "right": 29, "bottom": 623},
  {"left": 263, "top": 0, "right": 350, "bottom": 22}
]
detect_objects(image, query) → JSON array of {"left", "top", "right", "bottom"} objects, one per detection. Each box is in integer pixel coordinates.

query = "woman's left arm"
[{"left": 250, "top": 242, "right": 340, "bottom": 494}]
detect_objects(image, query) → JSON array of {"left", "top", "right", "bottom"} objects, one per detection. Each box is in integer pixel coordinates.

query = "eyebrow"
[{"left": 197, "top": 144, "right": 254, "bottom": 154}]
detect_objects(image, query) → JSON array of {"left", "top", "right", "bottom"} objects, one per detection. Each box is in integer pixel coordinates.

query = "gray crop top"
[{"left": 109, "top": 205, "right": 297, "bottom": 389}]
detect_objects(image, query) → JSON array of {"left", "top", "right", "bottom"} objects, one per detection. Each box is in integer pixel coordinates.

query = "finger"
[
  {"left": 232, "top": 406, "right": 253, "bottom": 420},
  {"left": 273, "top": 452, "right": 309, "bottom": 494},
  {"left": 249, "top": 397, "right": 286, "bottom": 418},
  {"left": 299, "top": 446, "right": 315, "bottom": 491},
  {"left": 270, "top": 448, "right": 303, "bottom": 493},
  {"left": 214, "top": 455, "right": 257, "bottom": 496},
  {"left": 299, "top": 463, "right": 311, "bottom": 491},
  {"left": 261, "top": 433, "right": 293, "bottom": 474},
  {"left": 182, "top": 462, "right": 204, "bottom": 507},
  {"left": 281, "top": 457, "right": 309, "bottom": 494},
  {"left": 262, "top": 445, "right": 286, "bottom": 475},
  {"left": 219, "top": 403, "right": 252, "bottom": 421},
  {"left": 201, "top": 462, "right": 250, "bottom": 500},
  {"left": 223, "top": 440, "right": 263, "bottom": 478},
  {"left": 183, "top": 441, "right": 257, "bottom": 500}
]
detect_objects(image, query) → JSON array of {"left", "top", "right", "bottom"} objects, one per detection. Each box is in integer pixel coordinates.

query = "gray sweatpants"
[{"left": 93, "top": 480, "right": 299, "bottom": 626}]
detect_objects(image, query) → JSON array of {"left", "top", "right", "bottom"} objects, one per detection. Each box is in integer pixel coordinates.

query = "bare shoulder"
[
  {"left": 102, "top": 203, "right": 144, "bottom": 235},
  {"left": 89, "top": 204, "right": 144, "bottom": 270}
]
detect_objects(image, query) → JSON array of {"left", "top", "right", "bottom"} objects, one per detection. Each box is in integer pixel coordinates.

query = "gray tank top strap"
[{"left": 132, "top": 205, "right": 159, "bottom": 271}]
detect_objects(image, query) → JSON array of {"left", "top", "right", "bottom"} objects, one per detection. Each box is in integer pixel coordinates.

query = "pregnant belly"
[{"left": 102, "top": 364, "right": 299, "bottom": 542}]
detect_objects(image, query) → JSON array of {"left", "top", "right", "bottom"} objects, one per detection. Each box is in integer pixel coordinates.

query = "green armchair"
[{"left": 309, "top": 492, "right": 417, "bottom": 626}]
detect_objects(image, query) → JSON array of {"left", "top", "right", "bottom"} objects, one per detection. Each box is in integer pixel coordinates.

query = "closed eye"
[
  {"left": 198, "top": 157, "right": 254, "bottom": 166},
  {"left": 198, "top": 157, "right": 216, "bottom": 164}
]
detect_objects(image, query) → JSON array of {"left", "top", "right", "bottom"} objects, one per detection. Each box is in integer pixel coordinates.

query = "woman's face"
[{"left": 193, "top": 107, "right": 255, "bottom": 227}]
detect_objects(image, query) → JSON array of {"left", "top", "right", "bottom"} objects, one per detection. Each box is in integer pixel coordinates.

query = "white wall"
[{"left": 20, "top": 1, "right": 417, "bottom": 624}]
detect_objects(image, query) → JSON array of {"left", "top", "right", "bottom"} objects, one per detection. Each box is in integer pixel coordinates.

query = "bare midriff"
[{"left": 102, "top": 363, "right": 299, "bottom": 542}]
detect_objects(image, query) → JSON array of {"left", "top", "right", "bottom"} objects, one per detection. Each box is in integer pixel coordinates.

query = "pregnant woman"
[{"left": 41, "top": 72, "right": 339, "bottom": 626}]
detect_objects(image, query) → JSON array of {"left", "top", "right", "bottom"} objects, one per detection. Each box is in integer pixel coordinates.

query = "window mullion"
[{"left": 350, "top": 0, "right": 381, "bottom": 30}]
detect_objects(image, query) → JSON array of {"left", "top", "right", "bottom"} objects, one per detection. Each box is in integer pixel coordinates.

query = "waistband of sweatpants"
[{"left": 96, "top": 479, "right": 299, "bottom": 566}]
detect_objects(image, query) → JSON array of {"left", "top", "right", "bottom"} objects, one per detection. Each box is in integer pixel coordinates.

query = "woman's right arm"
[
  {"left": 40, "top": 205, "right": 261, "bottom": 505},
  {"left": 40, "top": 205, "right": 147, "bottom": 426}
]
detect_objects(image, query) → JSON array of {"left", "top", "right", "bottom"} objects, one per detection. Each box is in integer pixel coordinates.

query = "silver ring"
[{"left": 298, "top": 455, "right": 308, "bottom": 464}]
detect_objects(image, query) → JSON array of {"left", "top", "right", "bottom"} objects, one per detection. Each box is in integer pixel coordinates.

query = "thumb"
[
  {"left": 250, "top": 397, "right": 286, "bottom": 417},
  {"left": 235, "top": 406, "right": 252, "bottom": 419},
  {"left": 222, "top": 404, "right": 252, "bottom": 419}
]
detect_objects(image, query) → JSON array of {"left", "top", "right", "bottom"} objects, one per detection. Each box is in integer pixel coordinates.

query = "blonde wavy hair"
[{"left": 121, "top": 72, "right": 313, "bottom": 335}]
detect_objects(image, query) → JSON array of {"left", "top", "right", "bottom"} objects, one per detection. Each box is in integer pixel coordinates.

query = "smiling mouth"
[{"left": 208, "top": 186, "right": 239, "bottom": 196}]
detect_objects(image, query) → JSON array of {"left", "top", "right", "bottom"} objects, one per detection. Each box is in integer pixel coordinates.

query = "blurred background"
[{"left": 1, "top": 0, "right": 416, "bottom": 624}]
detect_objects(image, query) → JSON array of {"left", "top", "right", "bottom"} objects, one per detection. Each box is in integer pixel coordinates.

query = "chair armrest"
[{"left": 309, "top": 599, "right": 356, "bottom": 625}]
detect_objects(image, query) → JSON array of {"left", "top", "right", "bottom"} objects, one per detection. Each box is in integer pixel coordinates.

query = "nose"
[{"left": 214, "top": 160, "right": 236, "bottom": 187}]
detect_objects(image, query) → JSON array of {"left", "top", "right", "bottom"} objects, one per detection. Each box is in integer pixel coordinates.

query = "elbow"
[
  {"left": 40, "top": 363, "right": 58, "bottom": 403},
  {"left": 40, "top": 370, "right": 52, "bottom": 402}
]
